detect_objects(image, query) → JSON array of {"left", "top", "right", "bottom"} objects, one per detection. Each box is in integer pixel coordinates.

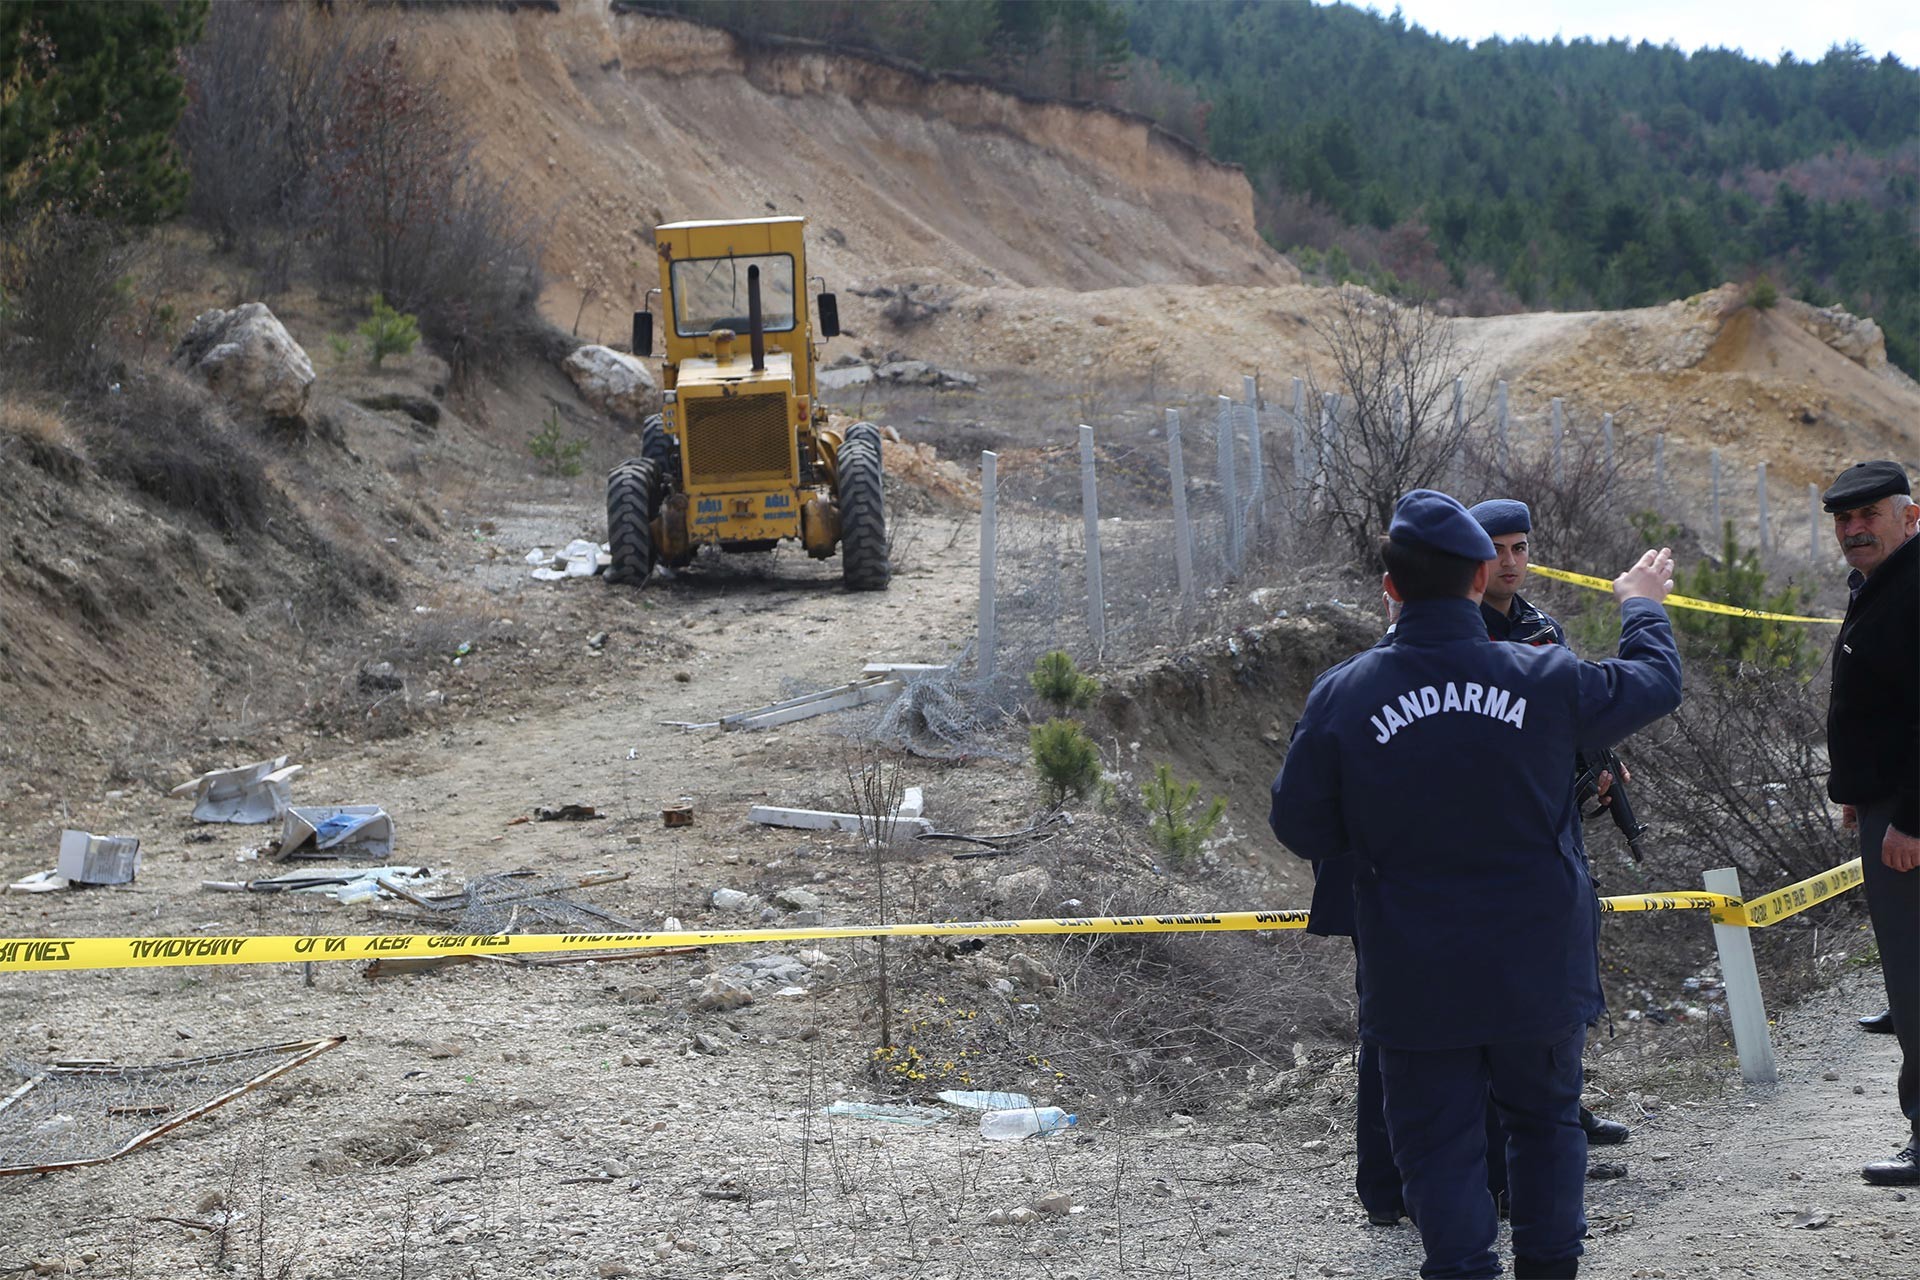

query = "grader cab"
[{"left": 606, "top": 216, "right": 888, "bottom": 591}]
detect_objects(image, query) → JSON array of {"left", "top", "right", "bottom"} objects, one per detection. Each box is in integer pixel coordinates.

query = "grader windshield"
[{"left": 670, "top": 253, "right": 796, "bottom": 336}]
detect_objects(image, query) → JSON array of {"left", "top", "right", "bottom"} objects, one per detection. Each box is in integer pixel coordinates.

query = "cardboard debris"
[
  {"left": 528, "top": 539, "right": 609, "bottom": 581},
  {"left": 4, "top": 870, "right": 70, "bottom": 895},
  {"left": 56, "top": 830, "right": 142, "bottom": 885},
  {"left": 169, "top": 757, "right": 303, "bottom": 823},
  {"left": 275, "top": 806, "right": 394, "bottom": 861}
]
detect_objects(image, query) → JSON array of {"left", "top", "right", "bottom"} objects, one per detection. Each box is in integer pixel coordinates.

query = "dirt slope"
[{"left": 398, "top": 4, "right": 1292, "bottom": 346}]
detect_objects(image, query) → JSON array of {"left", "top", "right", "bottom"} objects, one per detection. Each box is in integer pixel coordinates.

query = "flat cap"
[
  {"left": 1468, "top": 498, "right": 1532, "bottom": 537},
  {"left": 1822, "top": 460, "right": 1911, "bottom": 513},
  {"left": 1389, "top": 489, "right": 1497, "bottom": 561}
]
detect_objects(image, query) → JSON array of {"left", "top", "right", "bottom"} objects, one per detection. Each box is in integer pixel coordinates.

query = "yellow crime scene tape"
[
  {"left": 1530, "top": 564, "right": 1842, "bottom": 625},
  {"left": 0, "top": 859, "right": 1866, "bottom": 973}
]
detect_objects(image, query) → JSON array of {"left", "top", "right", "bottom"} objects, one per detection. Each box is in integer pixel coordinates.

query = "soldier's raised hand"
[{"left": 1613, "top": 547, "right": 1675, "bottom": 603}]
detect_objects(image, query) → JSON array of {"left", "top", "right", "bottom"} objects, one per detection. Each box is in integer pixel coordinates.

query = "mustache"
[{"left": 1843, "top": 534, "right": 1879, "bottom": 549}]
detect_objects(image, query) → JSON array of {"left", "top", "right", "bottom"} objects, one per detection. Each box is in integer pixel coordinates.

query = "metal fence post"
[
  {"left": 1289, "top": 377, "right": 1308, "bottom": 521},
  {"left": 1318, "top": 391, "right": 1338, "bottom": 496},
  {"left": 1079, "top": 425, "right": 1106, "bottom": 659},
  {"left": 1655, "top": 433, "right": 1666, "bottom": 512},
  {"left": 1218, "top": 395, "right": 1242, "bottom": 576},
  {"left": 978, "top": 450, "right": 997, "bottom": 681},
  {"left": 1809, "top": 482, "right": 1821, "bottom": 566},
  {"left": 1711, "top": 448, "right": 1723, "bottom": 538},
  {"left": 1756, "top": 461, "right": 1770, "bottom": 554},
  {"left": 1166, "top": 409, "right": 1196, "bottom": 627},
  {"left": 1243, "top": 374, "right": 1265, "bottom": 538},
  {"left": 1495, "top": 380, "right": 1510, "bottom": 480},
  {"left": 1703, "top": 867, "right": 1779, "bottom": 1085},
  {"left": 1449, "top": 375, "right": 1465, "bottom": 497},
  {"left": 1551, "top": 397, "right": 1565, "bottom": 487},
  {"left": 1602, "top": 412, "right": 1615, "bottom": 509}
]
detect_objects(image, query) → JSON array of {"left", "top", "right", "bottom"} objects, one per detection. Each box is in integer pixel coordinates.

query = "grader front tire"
[
  {"left": 837, "top": 422, "right": 890, "bottom": 592},
  {"left": 605, "top": 459, "right": 658, "bottom": 586}
]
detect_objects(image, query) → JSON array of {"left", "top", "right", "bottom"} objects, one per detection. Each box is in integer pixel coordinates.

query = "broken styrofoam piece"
[
  {"left": 276, "top": 806, "right": 394, "bottom": 860},
  {"left": 4, "top": 870, "right": 71, "bottom": 895},
  {"left": 170, "top": 756, "right": 303, "bottom": 823},
  {"left": 747, "top": 804, "right": 933, "bottom": 837},
  {"left": 527, "top": 540, "right": 611, "bottom": 581},
  {"left": 56, "top": 830, "right": 142, "bottom": 885},
  {"left": 897, "top": 786, "right": 925, "bottom": 821}
]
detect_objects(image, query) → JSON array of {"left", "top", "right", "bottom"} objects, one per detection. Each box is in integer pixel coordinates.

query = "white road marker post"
[{"left": 1704, "top": 867, "right": 1779, "bottom": 1085}]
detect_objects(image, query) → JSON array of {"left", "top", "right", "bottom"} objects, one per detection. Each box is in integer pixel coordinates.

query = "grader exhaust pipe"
[{"left": 748, "top": 264, "right": 765, "bottom": 373}]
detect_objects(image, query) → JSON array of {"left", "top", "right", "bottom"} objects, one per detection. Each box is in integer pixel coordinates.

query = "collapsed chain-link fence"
[{"left": 0, "top": 1037, "right": 342, "bottom": 1175}]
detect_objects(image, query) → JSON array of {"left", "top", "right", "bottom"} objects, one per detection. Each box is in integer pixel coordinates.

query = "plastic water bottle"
[{"left": 979, "top": 1107, "right": 1076, "bottom": 1140}]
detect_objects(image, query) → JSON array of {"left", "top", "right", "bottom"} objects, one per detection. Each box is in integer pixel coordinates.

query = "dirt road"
[{"left": 2, "top": 488, "right": 1913, "bottom": 1279}]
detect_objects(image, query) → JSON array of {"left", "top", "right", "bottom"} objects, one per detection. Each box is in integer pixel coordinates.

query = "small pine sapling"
[
  {"left": 1029, "top": 717, "right": 1101, "bottom": 807},
  {"left": 1029, "top": 649, "right": 1098, "bottom": 711},
  {"left": 358, "top": 293, "right": 420, "bottom": 368},
  {"left": 1141, "top": 763, "right": 1226, "bottom": 865}
]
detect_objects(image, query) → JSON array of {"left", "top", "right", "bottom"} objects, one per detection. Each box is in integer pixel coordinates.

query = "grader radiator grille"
[{"left": 683, "top": 394, "right": 794, "bottom": 485}]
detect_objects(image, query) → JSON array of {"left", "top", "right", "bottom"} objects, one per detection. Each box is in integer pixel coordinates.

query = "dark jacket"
[
  {"left": 1827, "top": 532, "right": 1919, "bottom": 835},
  {"left": 1269, "top": 596, "right": 1680, "bottom": 1050},
  {"left": 1482, "top": 593, "right": 1567, "bottom": 647}
]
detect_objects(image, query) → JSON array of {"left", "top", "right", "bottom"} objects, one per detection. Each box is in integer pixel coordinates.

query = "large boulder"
[
  {"left": 563, "top": 345, "right": 660, "bottom": 421},
  {"left": 1794, "top": 302, "right": 1887, "bottom": 370},
  {"left": 172, "top": 304, "right": 315, "bottom": 420}
]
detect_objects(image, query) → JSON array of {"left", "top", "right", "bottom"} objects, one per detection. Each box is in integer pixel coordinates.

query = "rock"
[
  {"left": 691, "top": 1032, "right": 727, "bottom": 1056},
  {"left": 986, "top": 1208, "right": 1009, "bottom": 1226},
  {"left": 874, "top": 359, "right": 977, "bottom": 390},
  {"left": 1795, "top": 303, "right": 1887, "bottom": 369},
  {"left": 172, "top": 303, "right": 315, "bottom": 420},
  {"left": 1227, "top": 1142, "right": 1274, "bottom": 1164},
  {"left": 772, "top": 886, "right": 822, "bottom": 911},
  {"left": 1007, "top": 951, "right": 1058, "bottom": 991},
  {"left": 1823, "top": 1070, "right": 1841, "bottom": 1081},
  {"left": 818, "top": 364, "right": 875, "bottom": 391},
  {"left": 712, "top": 888, "right": 754, "bottom": 912},
  {"left": 1032, "top": 1191, "right": 1073, "bottom": 1215},
  {"left": 1007, "top": 1206, "right": 1040, "bottom": 1226},
  {"left": 563, "top": 345, "right": 660, "bottom": 421},
  {"left": 1300, "top": 1138, "right": 1328, "bottom": 1153},
  {"left": 990, "top": 867, "right": 1052, "bottom": 908},
  {"left": 695, "top": 975, "right": 754, "bottom": 1012},
  {"left": 596, "top": 1263, "right": 633, "bottom": 1278},
  {"left": 426, "top": 1041, "right": 463, "bottom": 1059}
]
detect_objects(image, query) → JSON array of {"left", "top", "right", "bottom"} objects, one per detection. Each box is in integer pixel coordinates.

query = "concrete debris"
[
  {"left": 528, "top": 539, "right": 610, "bottom": 581},
  {"left": 770, "top": 886, "right": 821, "bottom": 911},
  {"left": 170, "top": 757, "right": 302, "bottom": 823},
  {"left": 749, "top": 787, "right": 928, "bottom": 837},
  {"left": 711, "top": 888, "right": 758, "bottom": 913},
  {"left": 670, "top": 674, "right": 907, "bottom": 731},
  {"left": 55, "top": 830, "right": 141, "bottom": 886}
]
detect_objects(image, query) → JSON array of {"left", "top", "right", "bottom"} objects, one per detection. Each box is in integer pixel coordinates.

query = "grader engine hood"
[{"left": 669, "top": 357, "right": 804, "bottom": 543}]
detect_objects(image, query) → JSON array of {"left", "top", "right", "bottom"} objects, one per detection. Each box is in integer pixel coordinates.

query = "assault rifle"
[{"left": 1575, "top": 748, "right": 1649, "bottom": 863}]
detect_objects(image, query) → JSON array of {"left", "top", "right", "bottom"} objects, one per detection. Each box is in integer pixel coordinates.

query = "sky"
[{"left": 1371, "top": 1, "right": 1920, "bottom": 66}]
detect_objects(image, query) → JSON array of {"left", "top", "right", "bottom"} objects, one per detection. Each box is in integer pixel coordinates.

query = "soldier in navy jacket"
[{"left": 1271, "top": 490, "right": 1682, "bottom": 1280}]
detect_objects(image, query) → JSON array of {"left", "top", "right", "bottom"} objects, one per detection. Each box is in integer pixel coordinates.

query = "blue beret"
[
  {"left": 1389, "top": 489, "right": 1497, "bottom": 561},
  {"left": 1468, "top": 499, "right": 1531, "bottom": 537}
]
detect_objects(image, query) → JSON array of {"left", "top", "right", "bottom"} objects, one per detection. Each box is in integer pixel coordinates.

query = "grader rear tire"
[
  {"left": 640, "top": 414, "right": 675, "bottom": 505},
  {"left": 605, "top": 459, "right": 658, "bottom": 586},
  {"left": 837, "top": 422, "right": 889, "bottom": 592}
]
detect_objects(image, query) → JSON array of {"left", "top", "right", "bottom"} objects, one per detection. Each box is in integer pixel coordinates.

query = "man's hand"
[
  {"left": 1593, "top": 765, "right": 1631, "bottom": 809},
  {"left": 1883, "top": 825, "right": 1920, "bottom": 873},
  {"left": 1842, "top": 804, "right": 1858, "bottom": 830},
  {"left": 1614, "top": 547, "right": 1676, "bottom": 603}
]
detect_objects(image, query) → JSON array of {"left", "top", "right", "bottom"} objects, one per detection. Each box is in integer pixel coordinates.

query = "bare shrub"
[
  {"left": 1464, "top": 412, "right": 1655, "bottom": 572},
  {"left": 0, "top": 209, "right": 134, "bottom": 385},
  {"left": 1299, "top": 289, "right": 1493, "bottom": 557},
  {"left": 82, "top": 368, "right": 274, "bottom": 536}
]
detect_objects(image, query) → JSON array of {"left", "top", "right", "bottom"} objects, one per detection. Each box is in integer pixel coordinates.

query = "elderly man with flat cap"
[
  {"left": 1822, "top": 460, "right": 1920, "bottom": 1186},
  {"left": 1271, "top": 490, "right": 1682, "bottom": 1280}
]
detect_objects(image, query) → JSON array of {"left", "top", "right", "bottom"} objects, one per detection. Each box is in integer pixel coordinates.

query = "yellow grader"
[{"left": 607, "top": 216, "right": 888, "bottom": 590}]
